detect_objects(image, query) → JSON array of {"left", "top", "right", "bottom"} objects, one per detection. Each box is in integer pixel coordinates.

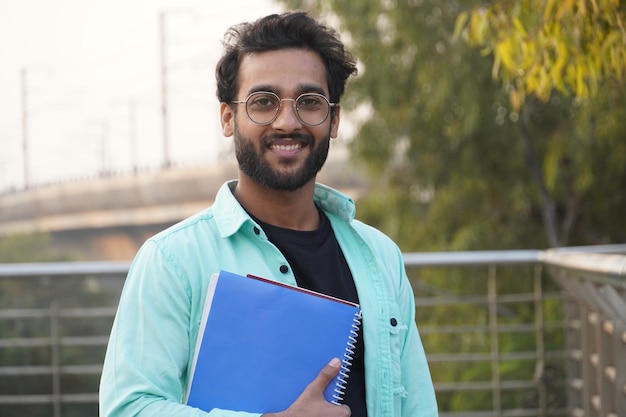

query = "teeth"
[{"left": 272, "top": 144, "right": 301, "bottom": 151}]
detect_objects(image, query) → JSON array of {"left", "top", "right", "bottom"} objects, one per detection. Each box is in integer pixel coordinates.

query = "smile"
[
  {"left": 271, "top": 143, "right": 303, "bottom": 151},
  {"left": 270, "top": 143, "right": 304, "bottom": 152}
]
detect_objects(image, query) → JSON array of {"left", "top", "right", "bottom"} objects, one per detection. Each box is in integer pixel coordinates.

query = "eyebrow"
[{"left": 245, "top": 83, "right": 328, "bottom": 98}]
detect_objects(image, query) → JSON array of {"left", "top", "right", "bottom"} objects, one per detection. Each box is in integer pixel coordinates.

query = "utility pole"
[
  {"left": 158, "top": 9, "right": 197, "bottom": 169},
  {"left": 20, "top": 68, "right": 29, "bottom": 189},
  {"left": 159, "top": 12, "right": 171, "bottom": 169}
]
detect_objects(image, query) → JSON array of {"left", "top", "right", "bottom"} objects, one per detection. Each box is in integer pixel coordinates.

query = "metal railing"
[
  {"left": 0, "top": 245, "right": 624, "bottom": 416},
  {"left": 540, "top": 249, "right": 626, "bottom": 417},
  {"left": 405, "top": 250, "right": 565, "bottom": 417},
  {"left": 0, "top": 261, "right": 129, "bottom": 417}
]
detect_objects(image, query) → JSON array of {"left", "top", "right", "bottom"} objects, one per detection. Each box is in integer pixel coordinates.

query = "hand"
[{"left": 262, "top": 358, "right": 351, "bottom": 417}]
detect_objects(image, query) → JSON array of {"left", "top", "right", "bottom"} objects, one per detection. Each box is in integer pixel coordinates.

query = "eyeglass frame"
[{"left": 230, "top": 91, "right": 339, "bottom": 127}]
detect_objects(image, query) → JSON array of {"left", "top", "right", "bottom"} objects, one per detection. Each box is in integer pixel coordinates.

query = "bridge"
[{"left": 0, "top": 157, "right": 367, "bottom": 260}]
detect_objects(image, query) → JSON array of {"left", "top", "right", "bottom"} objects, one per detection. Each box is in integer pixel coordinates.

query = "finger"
[
  {"left": 306, "top": 357, "right": 342, "bottom": 395},
  {"left": 337, "top": 403, "right": 352, "bottom": 417}
]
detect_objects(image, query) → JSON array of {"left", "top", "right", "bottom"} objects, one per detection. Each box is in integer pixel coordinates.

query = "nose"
[{"left": 271, "top": 99, "right": 303, "bottom": 130}]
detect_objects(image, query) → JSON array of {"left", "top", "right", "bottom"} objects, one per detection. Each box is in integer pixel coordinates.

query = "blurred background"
[
  {"left": 1, "top": 0, "right": 625, "bottom": 416},
  {"left": 0, "top": 0, "right": 282, "bottom": 189},
  {"left": 1, "top": 0, "right": 624, "bottom": 260}
]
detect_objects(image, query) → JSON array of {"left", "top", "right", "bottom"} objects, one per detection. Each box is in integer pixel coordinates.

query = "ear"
[
  {"left": 329, "top": 105, "right": 341, "bottom": 138},
  {"left": 220, "top": 102, "right": 234, "bottom": 137}
]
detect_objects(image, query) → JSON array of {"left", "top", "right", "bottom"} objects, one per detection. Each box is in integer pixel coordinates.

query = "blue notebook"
[{"left": 185, "top": 270, "right": 362, "bottom": 413}]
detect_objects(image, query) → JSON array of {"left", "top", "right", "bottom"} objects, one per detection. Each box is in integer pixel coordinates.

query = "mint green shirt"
[{"left": 99, "top": 181, "right": 438, "bottom": 417}]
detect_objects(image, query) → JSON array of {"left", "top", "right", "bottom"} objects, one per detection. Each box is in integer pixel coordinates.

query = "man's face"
[{"left": 220, "top": 48, "right": 340, "bottom": 191}]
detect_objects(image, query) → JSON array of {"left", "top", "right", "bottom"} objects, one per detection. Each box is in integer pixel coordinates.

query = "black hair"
[{"left": 216, "top": 12, "right": 357, "bottom": 107}]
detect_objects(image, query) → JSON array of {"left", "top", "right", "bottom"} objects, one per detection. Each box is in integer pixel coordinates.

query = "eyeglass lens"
[{"left": 245, "top": 92, "right": 331, "bottom": 126}]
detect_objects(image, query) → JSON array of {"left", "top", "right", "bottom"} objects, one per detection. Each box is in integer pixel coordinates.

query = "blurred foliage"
[
  {"left": 0, "top": 232, "right": 73, "bottom": 263},
  {"left": 280, "top": 0, "right": 626, "bottom": 249},
  {"left": 454, "top": 0, "right": 626, "bottom": 109}
]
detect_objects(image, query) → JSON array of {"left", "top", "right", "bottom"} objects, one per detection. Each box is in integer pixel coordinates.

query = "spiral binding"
[{"left": 331, "top": 309, "right": 362, "bottom": 405}]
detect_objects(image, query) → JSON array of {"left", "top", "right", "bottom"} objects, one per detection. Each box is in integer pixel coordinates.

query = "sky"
[{"left": 0, "top": 0, "right": 287, "bottom": 191}]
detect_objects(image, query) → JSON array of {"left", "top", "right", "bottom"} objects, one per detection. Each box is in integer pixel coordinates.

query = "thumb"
[{"left": 307, "top": 357, "right": 342, "bottom": 396}]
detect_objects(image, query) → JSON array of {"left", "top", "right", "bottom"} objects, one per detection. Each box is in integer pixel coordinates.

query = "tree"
[
  {"left": 280, "top": 0, "right": 626, "bottom": 248},
  {"left": 0, "top": 232, "right": 60, "bottom": 263},
  {"left": 455, "top": 0, "right": 626, "bottom": 246},
  {"left": 454, "top": 0, "right": 626, "bottom": 110}
]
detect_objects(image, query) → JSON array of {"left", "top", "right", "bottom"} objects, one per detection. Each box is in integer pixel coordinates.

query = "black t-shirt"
[{"left": 251, "top": 208, "right": 367, "bottom": 417}]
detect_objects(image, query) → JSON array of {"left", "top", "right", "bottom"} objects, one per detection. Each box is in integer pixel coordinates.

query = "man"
[{"left": 100, "top": 11, "right": 438, "bottom": 417}]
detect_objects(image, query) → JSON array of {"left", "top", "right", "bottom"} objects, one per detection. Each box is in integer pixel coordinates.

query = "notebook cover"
[{"left": 185, "top": 269, "right": 361, "bottom": 413}]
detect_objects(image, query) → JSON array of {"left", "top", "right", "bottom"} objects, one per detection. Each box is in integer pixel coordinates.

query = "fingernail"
[{"left": 328, "top": 358, "right": 341, "bottom": 367}]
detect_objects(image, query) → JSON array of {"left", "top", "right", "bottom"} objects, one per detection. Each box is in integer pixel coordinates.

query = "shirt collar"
[{"left": 213, "top": 180, "right": 356, "bottom": 238}]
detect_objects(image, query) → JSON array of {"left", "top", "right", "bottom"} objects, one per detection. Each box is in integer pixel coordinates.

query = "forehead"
[{"left": 238, "top": 48, "right": 329, "bottom": 96}]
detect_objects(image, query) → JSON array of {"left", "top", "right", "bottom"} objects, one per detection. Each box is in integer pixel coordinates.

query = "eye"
[
  {"left": 248, "top": 93, "right": 279, "bottom": 111},
  {"left": 297, "top": 94, "right": 325, "bottom": 110}
]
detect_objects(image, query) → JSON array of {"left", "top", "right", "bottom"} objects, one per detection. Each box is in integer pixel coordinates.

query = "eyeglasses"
[{"left": 231, "top": 91, "right": 338, "bottom": 126}]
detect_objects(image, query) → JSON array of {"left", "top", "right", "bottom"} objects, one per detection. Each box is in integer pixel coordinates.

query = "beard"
[{"left": 233, "top": 122, "right": 331, "bottom": 191}]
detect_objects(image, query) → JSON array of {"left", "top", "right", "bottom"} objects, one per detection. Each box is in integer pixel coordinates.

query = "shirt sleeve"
[{"left": 99, "top": 239, "right": 262, "bottom": 417}]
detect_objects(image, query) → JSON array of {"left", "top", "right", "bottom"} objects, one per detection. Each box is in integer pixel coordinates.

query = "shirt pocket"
[{"left": 387, "top": 300, "right": 409, "bottom": 399}]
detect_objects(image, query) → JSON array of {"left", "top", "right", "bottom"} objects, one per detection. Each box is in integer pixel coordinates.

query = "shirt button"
[
  {"left": 279, "top": 265, "right": 289, "bottom": 274},
  {"left": 390, "top": 318, "right": 398, "bottom": 327},
  {"left": 253, "top": 226, "right": 260, "bottom": 235}
]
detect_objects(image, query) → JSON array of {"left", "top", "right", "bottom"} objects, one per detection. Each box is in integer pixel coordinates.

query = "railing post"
[
  {"left": 581, "top": 306, "right": 594, "bottom": 416},
  {"left": 487, "top": 264, "right": 501, "bottom": 416},
  {"left": 614, "top": 321, "right": 626, "bottom": 417},
  {"left": 564, "top": 296, "right": 582, "bottom": 414},
  {"left": 533, "top": 264, "right": 546, "bottom": 416},
  {"left": 50, "top": 301, "right": 61, "bottom": 417},
  {"left": 595, "top": 310, "right": 612, "bottom": 417}
]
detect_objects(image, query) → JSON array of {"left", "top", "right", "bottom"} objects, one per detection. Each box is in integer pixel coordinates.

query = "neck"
[{"left": 233, "top": 174, "right": 320, "bottom": 231}]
